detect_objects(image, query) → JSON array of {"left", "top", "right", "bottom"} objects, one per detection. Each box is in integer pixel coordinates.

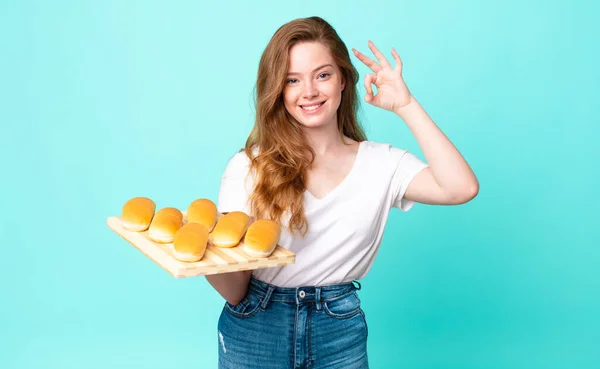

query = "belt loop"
[
  {"left": 352, "top": 280, "right": 362, "bottom": 291},
  {"left": 260, "top": 285, "right": 275, "bottom": 311},
  {"left": 315, "top": 287, "right": 322, "bottom": 311}
]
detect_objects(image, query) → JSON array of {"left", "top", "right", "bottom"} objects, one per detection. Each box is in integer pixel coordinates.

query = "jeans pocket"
[
  {"left": 359, "top": 308, "right": 369, "bottom": 338},
  {"left": 323, "top": 291, "right": 362, "bottom": 319},
  {"left": 224, "top": 292, "right": 262, "bottom": 319}
]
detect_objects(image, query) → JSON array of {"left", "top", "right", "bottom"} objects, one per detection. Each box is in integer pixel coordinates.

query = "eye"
[
  {"left": 318, "top": 73, "right": 331, "bottom": 79},
  {"left": 286, "top": 78, "right": 298, "bottom": 84}
]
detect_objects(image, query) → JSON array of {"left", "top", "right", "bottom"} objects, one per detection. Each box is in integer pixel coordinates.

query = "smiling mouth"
[{"left": 300, "top": 101, "right": 325, "bottom": 110}]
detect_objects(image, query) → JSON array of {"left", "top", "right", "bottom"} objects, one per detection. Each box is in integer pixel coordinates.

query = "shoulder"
[
  {"left": 360, "top": 140, "right": 409, "bottom": 161},
  {"left": 222, "top": 146, "right": 260, "bottom": 179},
  {"left": 222, "top": 149, "right": 251, "bottom": 178}
]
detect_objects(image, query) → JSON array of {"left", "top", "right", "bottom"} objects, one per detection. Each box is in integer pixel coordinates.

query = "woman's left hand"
[{"left": 352, "top": 41, "right": 412, "bottom": 113}]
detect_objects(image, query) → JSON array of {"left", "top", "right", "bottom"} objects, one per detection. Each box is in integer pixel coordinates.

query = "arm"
[
  {"left": 205, "top": 270, "right": 252, "bottom": 306},
  {"left": 395, "top": 96, "right": 479, "bottom": 205},
  {"left": 352, "top": 41, "right": 479, "bottom": 205},
  {"left": 207, "top": 152, "right": 255, "bottom": 306}
]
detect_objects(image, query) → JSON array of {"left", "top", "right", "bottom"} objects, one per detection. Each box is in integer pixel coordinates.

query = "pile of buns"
[{"left": 120, "top": 197, "right": 281, "bottom": 262}]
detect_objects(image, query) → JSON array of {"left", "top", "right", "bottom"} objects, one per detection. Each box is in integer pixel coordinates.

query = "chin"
[
  {"left": 295, "top": 118, "right": 334, "bottom": 130},
  {"left": 292, "top": 107, "right": 337, "bottom": 130}
]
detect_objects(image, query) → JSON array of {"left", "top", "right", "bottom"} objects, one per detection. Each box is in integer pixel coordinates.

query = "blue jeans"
[{"left": 217, "top": 276, "right": 369, "bottom": 369}]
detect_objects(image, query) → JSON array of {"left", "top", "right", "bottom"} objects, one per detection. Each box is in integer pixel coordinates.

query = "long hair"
[{"left": 244, "top": 16, "right": 367, "bottom": 236}]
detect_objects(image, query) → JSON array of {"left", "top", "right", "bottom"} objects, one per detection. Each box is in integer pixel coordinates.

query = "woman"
[{"left": 206, "top": 16, "right": 479, "bottom": 369}]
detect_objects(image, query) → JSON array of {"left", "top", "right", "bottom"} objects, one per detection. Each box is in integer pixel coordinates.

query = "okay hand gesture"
[{"left": 352, "top": 41, "right": 412, "bottom": 113}]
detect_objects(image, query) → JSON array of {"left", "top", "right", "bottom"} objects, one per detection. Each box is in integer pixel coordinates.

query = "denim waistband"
[{"left": 248, "top": 276, "right": 361, "bottom": 307}]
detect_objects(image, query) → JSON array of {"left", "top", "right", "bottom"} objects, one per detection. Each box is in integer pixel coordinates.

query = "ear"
[{"left": 341, "top": 78, "right": 345, "bottom": 91}]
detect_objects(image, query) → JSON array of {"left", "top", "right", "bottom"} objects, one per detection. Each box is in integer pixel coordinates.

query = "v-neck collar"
[{"left": 304, "top": 141, "right": 365, "bottom": 202}]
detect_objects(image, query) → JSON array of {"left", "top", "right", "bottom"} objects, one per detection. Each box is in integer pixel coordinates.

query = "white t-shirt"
[{"left": 217, "top": 140, "right": 428, "bottom": 287}]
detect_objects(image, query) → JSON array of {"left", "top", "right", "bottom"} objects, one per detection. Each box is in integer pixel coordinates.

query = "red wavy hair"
[{"left": 244, "top": 16, "right": 367, "bottom": 236}]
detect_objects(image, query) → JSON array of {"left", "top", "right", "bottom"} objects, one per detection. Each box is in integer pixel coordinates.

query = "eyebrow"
[{"left": 287, "top": 64, "right": 333, "bottom": 76}]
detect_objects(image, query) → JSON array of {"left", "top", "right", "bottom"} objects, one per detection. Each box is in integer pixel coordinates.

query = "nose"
[{"left": 302, "top": 80, "right": 318, "bottom": 99}]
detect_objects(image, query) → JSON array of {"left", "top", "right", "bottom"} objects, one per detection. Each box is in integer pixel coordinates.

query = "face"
[{"left": 283, "top": 41, "right": 345, "bottom": 130}]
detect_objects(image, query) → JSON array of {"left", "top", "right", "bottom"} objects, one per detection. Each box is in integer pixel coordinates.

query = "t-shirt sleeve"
[
  {"left": 389, "top": 146, "right": 429, "bottom": 212},
  {"left": 217, "top": 151, "right": 253, "bottom": 214}
]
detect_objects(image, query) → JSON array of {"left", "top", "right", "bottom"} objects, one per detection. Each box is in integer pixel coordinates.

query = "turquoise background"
[{"left": 2, "top": 0, "right": 598, "bottom": 368}]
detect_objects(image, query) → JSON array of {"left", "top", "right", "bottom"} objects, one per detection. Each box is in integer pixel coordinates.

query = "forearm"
[
  {"left": 395, "top": 95, "right": 479, "bottom": 196},
  {"left": 205, "top": 270, "right": 252, "bottom": 306}
]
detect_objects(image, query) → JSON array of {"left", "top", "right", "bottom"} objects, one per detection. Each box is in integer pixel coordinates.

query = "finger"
[
  {"left": 391, "top": 47, "right": 403, "bottom": 71},
  {"left": 364, "top": 73, "right": 377, "bottom": 94},
  {"left": 351, "top": 48, "right": 382, "bottom": 73},
  {"left": 368, "top": 40, "right": 392, "bottom": 69},
  {"left": 364, "top": 73, "right": 377, "bottom": 102}
]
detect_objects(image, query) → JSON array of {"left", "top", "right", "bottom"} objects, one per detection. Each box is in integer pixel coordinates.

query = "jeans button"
[{"left": 299, "top": 290, "right": 306, "bottom": 298}]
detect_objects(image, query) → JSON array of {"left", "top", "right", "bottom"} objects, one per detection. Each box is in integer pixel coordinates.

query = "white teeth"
[{"left": 301, "top": 103, "right": 323, "bottom": 110}]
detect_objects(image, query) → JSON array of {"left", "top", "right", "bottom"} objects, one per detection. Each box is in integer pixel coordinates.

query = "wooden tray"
[{"left": 106, "top": 212, "right": 295, "bottom": 278}]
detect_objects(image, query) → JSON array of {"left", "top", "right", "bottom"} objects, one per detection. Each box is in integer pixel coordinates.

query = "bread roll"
[
  {"left": 186, "top": 198, "right": 218, "bottom": 232},
  {"left": 148, "top": 207, "right": 183, "bottom": 243},
  {"left": 243, "top": 219, "right": 281, "bottom": 258},
  {"left": 121, "top": 197, "right": 156, "bottom": 232},
  {"left": 173, "top": 223, "right": 209, "bottom": 262},
  {"left": 209, "top": 211, "right": 251, "bottom": 248}
]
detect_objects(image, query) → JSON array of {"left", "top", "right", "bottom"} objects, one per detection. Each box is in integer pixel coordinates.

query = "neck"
[{"left": 302, "top": 121, "right": 346, "bottom": 156}]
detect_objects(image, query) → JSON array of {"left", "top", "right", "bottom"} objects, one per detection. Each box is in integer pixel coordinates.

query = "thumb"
[{"left": 364, "top": 74, "right": 377, "bottom": 103}]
